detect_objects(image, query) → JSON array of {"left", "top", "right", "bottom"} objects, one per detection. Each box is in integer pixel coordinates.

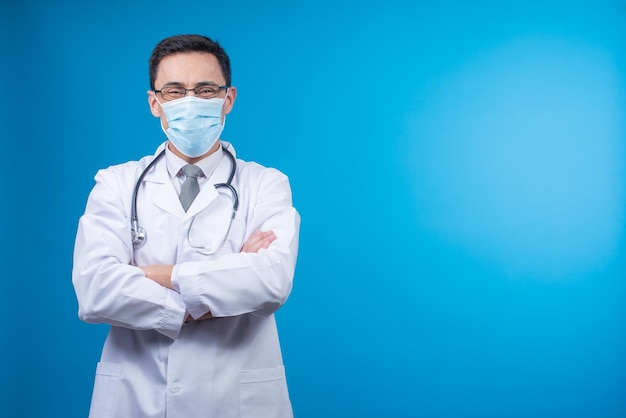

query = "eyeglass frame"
[{"left": 153, "top": 84, "right": 229, "bottom": 101}]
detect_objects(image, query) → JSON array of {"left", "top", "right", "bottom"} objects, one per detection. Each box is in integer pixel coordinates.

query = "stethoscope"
[{"left": 131, "top": 147, "right": 239, "bottom": 255}]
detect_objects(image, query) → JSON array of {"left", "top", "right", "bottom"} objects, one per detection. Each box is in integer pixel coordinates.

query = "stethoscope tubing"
[{"left": 131, "top": 147, "right": 238, "bottom": 249}]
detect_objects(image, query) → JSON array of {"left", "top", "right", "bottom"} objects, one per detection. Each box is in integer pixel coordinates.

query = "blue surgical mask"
[{"left": 158, "top": 95, "right": 225, "bottom": 158}]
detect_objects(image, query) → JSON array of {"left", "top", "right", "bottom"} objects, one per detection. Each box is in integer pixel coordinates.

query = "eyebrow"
[{"left": 161, "top": 81, "right": 221, "bottom": 88}]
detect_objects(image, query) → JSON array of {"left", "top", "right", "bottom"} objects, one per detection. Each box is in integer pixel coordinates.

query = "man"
[{"left": 72, "top": 34, "right": 300, "bottom": 418}]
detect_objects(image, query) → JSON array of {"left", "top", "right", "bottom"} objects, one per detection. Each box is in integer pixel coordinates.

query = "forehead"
[{"left": 155, "top": 51, "right": 225, "bottom": 87}]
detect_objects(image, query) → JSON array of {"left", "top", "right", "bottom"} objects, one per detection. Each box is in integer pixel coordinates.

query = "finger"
[
  {"left": 241, "top": 230, "right": 275, "bottom": 252},
  {"left": 243, "top": 239, "right": 266, "bottom": 252},
  {"left": 241, "top": 232, "right": 265, "bottom": 252},
  {"left": 241, "top": 234, "right": 263, "bottom": 252},
  {"left": 262, "top": 231, "right": 277, "bottom": 248}
]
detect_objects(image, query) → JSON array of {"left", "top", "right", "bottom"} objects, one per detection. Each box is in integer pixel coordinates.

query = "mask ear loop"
[
  {"left": 153, "top": 92, "right": 170, "bottom": 139},
  {"left": 220, "top": 87, "right": 230, "bottom": 127},
  {"left": 159, "top": 119, "right": 170, "bottom": 140}
]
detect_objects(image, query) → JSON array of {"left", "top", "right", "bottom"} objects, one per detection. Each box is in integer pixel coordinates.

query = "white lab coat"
[{"left": 72, "top": 141, "right": 300, "bottom": 418}]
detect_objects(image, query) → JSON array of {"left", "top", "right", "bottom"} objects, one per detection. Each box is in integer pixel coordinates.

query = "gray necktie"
[{"left": 179, "top": 164, "right": 204, "bottom": 212}]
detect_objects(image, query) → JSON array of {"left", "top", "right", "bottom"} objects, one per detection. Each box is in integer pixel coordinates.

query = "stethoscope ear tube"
[
  {"left": 213, "top": 183, "right": 239, "bottom": 211},
  {"left": 217, "top": 147, "right": 239, "bottom": 211}
]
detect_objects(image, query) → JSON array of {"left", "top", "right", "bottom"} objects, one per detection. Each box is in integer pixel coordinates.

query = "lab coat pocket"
[
  {"left": 88, "top": 362, "right": 121, "bottom": 418},
  {"left": 238, "top": 366, "right": 292, "bottom": 418}
]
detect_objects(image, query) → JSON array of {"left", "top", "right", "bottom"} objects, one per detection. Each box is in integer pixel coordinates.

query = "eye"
[
  {"left": 159, "top": 87, "right": 186, "bottom": 100},
  {"left": 196, "top": 86, "right": 219, "bottom": 98},
  {"left": 164, "top": 87, "right": 184, "bottom": 96}
]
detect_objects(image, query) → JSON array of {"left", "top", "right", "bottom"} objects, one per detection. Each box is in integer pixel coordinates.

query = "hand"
[
  {"left": 185, "top": 311, "right": 214, "bottom": 323},
  {"left": 140, "top": 264, "right": 174, "bottom": 289},
  {"left": 241, "top": 230, "right": 276, "bottom": 252}
]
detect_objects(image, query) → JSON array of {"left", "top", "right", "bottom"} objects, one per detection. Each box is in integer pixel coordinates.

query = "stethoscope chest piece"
[{"left": 131, "top": 220, "right": 147, "bottom": 248}]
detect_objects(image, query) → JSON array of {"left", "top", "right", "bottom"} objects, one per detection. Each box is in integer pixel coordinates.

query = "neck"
[{"left": 168, "top": 140, "right": 221, "bottom": 164}]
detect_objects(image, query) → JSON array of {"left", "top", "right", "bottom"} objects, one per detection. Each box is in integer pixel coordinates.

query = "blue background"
[{"left": 2, "top": 1, "right": 625, "bottom": 417}]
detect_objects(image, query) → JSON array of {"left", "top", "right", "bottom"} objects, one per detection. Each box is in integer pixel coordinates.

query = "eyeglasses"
[{"left": 154, "top": 84, "right": 228, "bottom": 101}]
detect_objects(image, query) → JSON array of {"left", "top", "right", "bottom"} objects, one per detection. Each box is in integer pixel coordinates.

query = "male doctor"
[{"left": 72, "top": 34, "right": 300, "bottom": 418}]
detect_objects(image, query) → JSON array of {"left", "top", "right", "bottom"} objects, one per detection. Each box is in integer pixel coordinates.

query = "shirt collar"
[{"left": 165, "top": 143, "right": 224, "bottom": 180}]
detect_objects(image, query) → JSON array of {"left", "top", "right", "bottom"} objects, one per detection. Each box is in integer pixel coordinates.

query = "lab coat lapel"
[
  {"left": 185, "top": 183, "right": 219, "bottom": 219},
  {"left": 143, "top": 156, "right": 185, "bottom": 218}
]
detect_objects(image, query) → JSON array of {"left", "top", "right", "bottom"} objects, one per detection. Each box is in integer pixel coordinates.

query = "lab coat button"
[{"left": 169, "top": 385, "right": 181, "bottom": 393}]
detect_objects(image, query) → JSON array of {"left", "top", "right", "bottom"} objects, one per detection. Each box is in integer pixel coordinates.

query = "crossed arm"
[{"left": 139, "top": 230, "right": 276, "bottom": 321}]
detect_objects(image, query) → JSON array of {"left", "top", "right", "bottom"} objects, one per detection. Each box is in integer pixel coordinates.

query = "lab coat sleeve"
[
  {"left": 175, "top": 166, "right": 300, "bottom": 319},
  {"left": 72, "top": 166, "right": 187, "bottom": 339}
]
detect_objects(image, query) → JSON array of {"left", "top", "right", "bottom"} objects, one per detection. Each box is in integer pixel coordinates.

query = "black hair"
[{"left": 148, "top": 34, "right": 231, "bottom": 90}]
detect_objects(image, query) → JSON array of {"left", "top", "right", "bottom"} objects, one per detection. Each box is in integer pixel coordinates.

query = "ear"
[
  {"left": 223, "top": 86, "right": 237, "bottom": 115},
  {"left": 147, "top": 90, "right": 161, "bottom": 117}
]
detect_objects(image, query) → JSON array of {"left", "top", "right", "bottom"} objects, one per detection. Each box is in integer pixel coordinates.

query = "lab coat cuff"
[
  {"left": 176, "top": 261, "right": 211, "bottom": 319},
  {"left": 171, "top": 264, "right": 182, "bottom": 293},
  {"left": 156, "top": 290, "right": 187, "bottom": 340}
]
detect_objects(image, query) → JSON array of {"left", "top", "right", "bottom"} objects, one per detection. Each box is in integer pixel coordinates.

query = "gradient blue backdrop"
[{"left": 2, "top": 1, "right": 625, "bottom": 417}]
